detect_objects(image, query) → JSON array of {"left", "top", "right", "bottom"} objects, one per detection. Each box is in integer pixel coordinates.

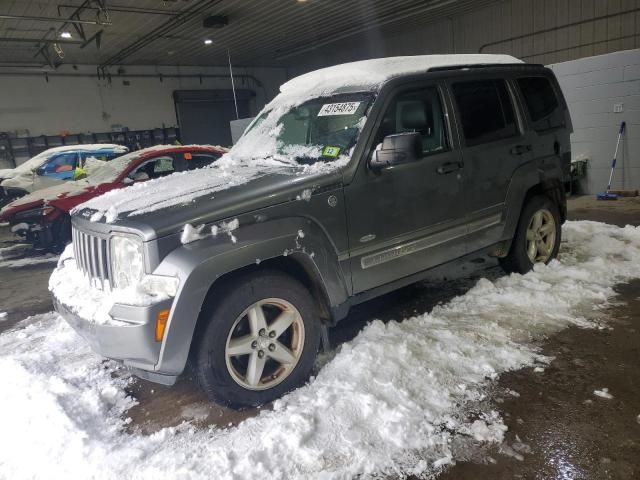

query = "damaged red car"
[{"left": 0, "top": 144, "right": 227, "bottom": 251}]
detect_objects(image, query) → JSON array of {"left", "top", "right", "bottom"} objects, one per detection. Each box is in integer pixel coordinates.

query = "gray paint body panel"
[{"left": 54, "top": 63, "right": 570, "bottom": 381}]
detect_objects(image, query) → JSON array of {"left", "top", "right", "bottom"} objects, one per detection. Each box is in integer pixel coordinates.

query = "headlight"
[{"left": 110, "top": 234, "right": 144, "bottom": 289}]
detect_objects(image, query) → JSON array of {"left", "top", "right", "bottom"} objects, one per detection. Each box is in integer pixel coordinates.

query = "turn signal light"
[{"left": 155, "top": 309, "right": 170, "bottom": 342}]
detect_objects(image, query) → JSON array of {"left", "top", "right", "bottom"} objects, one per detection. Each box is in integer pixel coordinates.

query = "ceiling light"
[
  {"left": 60, "top": 31, "right": 72, "bottom": 39},
  {"left": 204, "top": 39, "right": 213, "bottom": 45}
]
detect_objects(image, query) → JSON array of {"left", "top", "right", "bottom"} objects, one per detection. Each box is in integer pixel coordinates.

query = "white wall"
[
  {"left": 550, "top": 48, "right": 640, "bottom": 193},
  {"left": 0, "top": 64, "right": 287, "bottom": 137}
]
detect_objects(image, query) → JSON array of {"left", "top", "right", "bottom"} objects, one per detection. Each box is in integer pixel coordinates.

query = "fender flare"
[
  {"left": 500, "top": 160, "right": 566, "bottom": 254},
  {"left": 152, "top": 216, "right": 349, "bottom": 376}
]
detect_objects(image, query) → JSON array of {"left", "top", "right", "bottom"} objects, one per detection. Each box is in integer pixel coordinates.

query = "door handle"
[
  {"left": 510, "top": 144, "right": 532, "bottom": 156},
  {"left": 436, "top": 161, "right": 462, "bottom": 175}
]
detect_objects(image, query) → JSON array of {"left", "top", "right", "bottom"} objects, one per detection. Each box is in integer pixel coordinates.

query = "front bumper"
[{"left": 53, "top": 295, "right": 178, "bottom": 385}]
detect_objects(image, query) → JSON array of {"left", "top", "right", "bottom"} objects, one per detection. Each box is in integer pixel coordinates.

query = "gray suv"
[{"left": 51, "top": 55, "right": 571, "bottom": 408}]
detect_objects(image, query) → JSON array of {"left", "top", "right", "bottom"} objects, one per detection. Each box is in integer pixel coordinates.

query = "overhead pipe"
[
  {"left": 57, "top": 4, "right": 181, "bottom": 17},
  {"left": 274, "top": 0, "right": 464, "bottom": 61},
  {"left": 479, "top": 6, "right": 640, "bottom": 53},
  {"left": 0, "top": 70, "right": 263, "bottom": 87},
  {"left": 98, "top": 0, "right": 224, "bottom": 73},
  {"left": 0, "top": 37, "right": 84, "bottom": 45},
  {"left": 521, "top": 34, "right": 640, "bottom": 61},
  {"left": 0, "top": 13, "right": 111, "bottom": 26}
]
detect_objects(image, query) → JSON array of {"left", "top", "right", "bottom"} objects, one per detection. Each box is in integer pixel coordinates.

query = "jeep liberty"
[{"left": 50, "top": 55, "right": 572, "bottom": 408}]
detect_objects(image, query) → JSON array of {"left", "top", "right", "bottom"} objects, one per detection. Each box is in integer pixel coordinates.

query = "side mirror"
[
  {"left": 122, "top": 177, "right": 134, "bottom": 184},
  {"left": 370, "top": 132, "right": 422, "bottom": 170}
]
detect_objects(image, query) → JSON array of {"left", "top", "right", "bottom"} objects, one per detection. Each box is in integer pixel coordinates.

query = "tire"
[
  {"left": 50, "top": 214, "right": 71, "bottom": 253},
  {"left": 193, "top": 270, "right": 322, "bottom": 409},
  {"left": 499, "top": 195, "right": 561, "bottom": 274}
]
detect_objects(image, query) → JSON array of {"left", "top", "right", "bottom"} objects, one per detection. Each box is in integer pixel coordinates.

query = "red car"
[{"left": 0, "top": 145, "right": 227, "bottom": 251}]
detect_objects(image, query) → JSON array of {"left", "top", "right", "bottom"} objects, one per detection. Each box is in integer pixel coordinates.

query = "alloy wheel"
[
  {"left": 224, "top": 298, "right": 305, "bottom": 391},
  {"left": 525, "top": 208, "right": 556, "bottom": 264}
]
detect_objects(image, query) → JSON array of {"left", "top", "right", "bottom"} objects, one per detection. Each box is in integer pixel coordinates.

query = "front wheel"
[
  {"left": 193, "top": 270, "right": 321, "bottom": 409},
  {"left": 499, "top": 195, "right": 561, "bottom": 274}
]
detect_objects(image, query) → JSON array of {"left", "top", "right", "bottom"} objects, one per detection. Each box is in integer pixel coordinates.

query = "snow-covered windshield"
[
  {"left": 237, "top": 92, "right": 373, "bottom": 165},
  {"left": 86, "top": 151, "right": 139, "bottom": 185}
]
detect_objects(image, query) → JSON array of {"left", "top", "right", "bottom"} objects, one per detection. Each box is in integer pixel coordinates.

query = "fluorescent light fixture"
[
  {"left": 60, "top": 31, "right": 72, "bottom": 39},
  {"left": 204, "top": 39, "right": 213, "bottom": 45}
]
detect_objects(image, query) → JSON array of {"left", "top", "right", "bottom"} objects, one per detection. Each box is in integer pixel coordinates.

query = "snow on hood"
[
  {"left": 0, "top": 144, "right": 127, "bottom": 181},
  {"left": 280, "top": 54, "right": 522, "bottom": 98},
  {"left": 3, "top": 180, "right": 92, "bottom": 210},
  {"left": 76, "top": 124, "right": 353, "bottom": 223},
  {"left": 7, "top": 221, "right": 639, "bottom": 478}
]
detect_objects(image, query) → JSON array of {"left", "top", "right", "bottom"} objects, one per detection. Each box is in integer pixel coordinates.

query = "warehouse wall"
[
  {"left": 0, "top": 64, "right": 287, "bottom": 137},
  {"left": 550, "top": 49, "right": 640, "bottom": 193},
  {"left": 289, "top": 0, "right": 640, "bottom": 73}
]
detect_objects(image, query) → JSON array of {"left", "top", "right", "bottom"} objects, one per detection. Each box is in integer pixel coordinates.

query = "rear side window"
[
  {"left": 452, "top": 79, "right": 518, "bottom": 147},
  {"left": 517, "top": 76, "right": 564, "bottom": 132}
]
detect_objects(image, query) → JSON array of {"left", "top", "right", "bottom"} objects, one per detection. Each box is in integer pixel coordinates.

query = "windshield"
[
  {"left": 86, "top": 151, "right": 139, "bottom": 185},
  {"left": 236, "top": 92, "right": 373, "bottom": 166}
]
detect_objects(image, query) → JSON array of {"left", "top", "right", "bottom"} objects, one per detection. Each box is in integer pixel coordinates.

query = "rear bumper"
[{"left": 53, "top": 295, "right": 178, "bottom": 385}]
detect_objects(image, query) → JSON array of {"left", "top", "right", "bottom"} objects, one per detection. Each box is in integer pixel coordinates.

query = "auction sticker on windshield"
[{"left": 318, "top": 102, "right": 361, "bottom": 116}]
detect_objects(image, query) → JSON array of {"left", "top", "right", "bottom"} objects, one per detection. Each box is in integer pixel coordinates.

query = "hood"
[
  {"left": 9, "top": 180, "right": 92, "bottom": 208},
  {"left": 1, "top": 170, "right": 33, "bottom": 189},
  {"left": 74, "top": 165, "right": 343, "bottom": 240},
  {"left": 0, "top": 168, "right": 17, "bottom": 180}
]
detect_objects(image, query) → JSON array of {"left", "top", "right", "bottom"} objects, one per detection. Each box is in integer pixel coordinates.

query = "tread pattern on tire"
[
  {"left": 192, "top": 270, "right": 321, "bottom": 409},
  {"left": 500, "top": 194, "right": 561, "bottom": 275}
]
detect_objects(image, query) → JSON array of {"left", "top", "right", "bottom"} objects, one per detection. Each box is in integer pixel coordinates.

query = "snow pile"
[
  {"left": 181, "top": 218, "right": 239, "bottom": 245},
  {"left": 0, "top": 253, "right": 58, "bottom": 269},
  {"left": 49, "top": 246, "right": 169, "bottom": 325},
  {"left": 593, "top": 388, "right": 614, "bottom": 399},
  {"left": 3, "top": 221, "right": 640, "bottom": 479}
]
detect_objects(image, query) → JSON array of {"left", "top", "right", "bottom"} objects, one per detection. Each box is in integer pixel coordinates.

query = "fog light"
[{"left": 155, "top": 309, "right": 170, "bottom": 342}]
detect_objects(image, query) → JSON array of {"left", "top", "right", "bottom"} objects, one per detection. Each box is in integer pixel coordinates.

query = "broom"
[{"left": 597, "top": 121, "right": 626, "bottom": 201}]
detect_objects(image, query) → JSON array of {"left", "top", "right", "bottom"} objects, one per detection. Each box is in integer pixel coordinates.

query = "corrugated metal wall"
[{"left": 292, "top": 0, "right": 640, "bottom": 70}]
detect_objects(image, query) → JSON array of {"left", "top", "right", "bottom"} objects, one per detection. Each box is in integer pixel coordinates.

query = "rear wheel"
[
  {"left": 500, "top": 195, "right": 561, "bottom": 274},
  {"left": 193, "top": 270, "right": 321, "bottom": 408}
]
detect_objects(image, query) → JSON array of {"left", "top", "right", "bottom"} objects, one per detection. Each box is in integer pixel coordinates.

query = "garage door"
[{"left": 174, "top": 89, "right": 254, "bottom": 147}]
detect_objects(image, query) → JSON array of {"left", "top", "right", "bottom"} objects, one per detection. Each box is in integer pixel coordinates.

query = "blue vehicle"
[{"left": 0, "top": 144, "right": 129, "bottom": 207}]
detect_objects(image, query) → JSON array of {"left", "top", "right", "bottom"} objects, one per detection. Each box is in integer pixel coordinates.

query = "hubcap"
[
  {"left": 525, "top": 208, "right": 556, "bottom": 264},
  {"left": 225, "top": 298, "right": 305, "bottom": 391}
]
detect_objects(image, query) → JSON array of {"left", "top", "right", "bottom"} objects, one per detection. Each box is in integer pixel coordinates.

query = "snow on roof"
[{"left": 280, "top": 54, "right": 523, "bottom": 98}]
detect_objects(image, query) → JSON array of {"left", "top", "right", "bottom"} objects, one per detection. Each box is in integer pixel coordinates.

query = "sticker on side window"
[
  {"left": 317, "top": 102, "right": 361, "bottom": 116},
  {"left": 322, "top": 146, "right": 341, "bottom": 157}
]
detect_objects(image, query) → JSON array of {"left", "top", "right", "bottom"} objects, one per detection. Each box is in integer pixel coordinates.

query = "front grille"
[{"left": 72, "top": 227, "right": 110, "bottom": 287}]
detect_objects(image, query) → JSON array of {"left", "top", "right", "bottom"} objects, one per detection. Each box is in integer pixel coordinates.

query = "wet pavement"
[{"left": 1, "top": 196, "right": 639, "bottom": 478}]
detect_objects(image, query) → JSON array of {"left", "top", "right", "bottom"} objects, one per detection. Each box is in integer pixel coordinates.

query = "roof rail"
[{"left": 428, "top": 63, "right": 545, "bottom": 72}]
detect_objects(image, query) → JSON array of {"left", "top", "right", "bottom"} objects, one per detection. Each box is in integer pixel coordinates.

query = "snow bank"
[
  {"left": 0, "top": 253, "right": 58, "bottom": 269},
  {"left": 3, "top": 221, "right": 640, "bottom": 479},
  {"left": 49, "top": 245, "right": 169, "bottom": 325}
]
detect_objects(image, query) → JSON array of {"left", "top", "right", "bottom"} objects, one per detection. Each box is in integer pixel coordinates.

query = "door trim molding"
[{"left": 360, "top": 213, "right": 502, "bottom": 269}]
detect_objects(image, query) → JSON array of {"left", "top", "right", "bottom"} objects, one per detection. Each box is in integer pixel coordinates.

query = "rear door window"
[
  {"left": 517, "top": 76, "right": 565, "bottom": 132},
  {"left": 452, "top": 79, "right": 518, "bottom": 147}
]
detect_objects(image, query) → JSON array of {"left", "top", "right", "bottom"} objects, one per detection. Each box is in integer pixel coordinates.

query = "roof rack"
[{"left": 428, "top": 63, "right": 545, "bottom": 72}]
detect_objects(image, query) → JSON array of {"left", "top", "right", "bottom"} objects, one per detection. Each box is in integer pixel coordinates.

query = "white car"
[{"left": 0, "top": 144, "right": 128, "bottom": 207}]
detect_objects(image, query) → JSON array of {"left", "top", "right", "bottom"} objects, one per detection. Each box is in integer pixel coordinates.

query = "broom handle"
[{"left": 607, "top": 121, "right": 626, "bottom": 191}]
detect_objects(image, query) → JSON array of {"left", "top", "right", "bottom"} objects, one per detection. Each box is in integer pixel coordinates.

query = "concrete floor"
[{"left": 1, "top": 195, "right": 639, "bottom": 478}]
